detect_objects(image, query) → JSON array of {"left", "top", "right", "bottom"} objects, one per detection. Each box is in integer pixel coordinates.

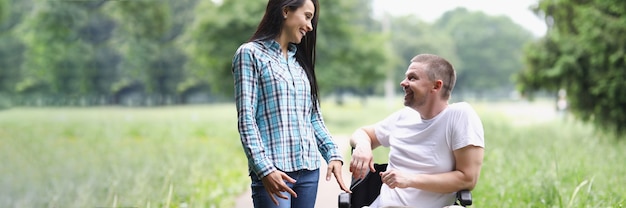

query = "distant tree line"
[
  {"left": 517, "top": 0, "right": 626, "bottom": 136},
  {"left": 0, "top": 0, "right": 534, "bottom": 107}
]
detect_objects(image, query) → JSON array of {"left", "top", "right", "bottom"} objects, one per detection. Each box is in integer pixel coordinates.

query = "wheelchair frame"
[{"left": 337, "top": 163, "right": 472, "bottom": 208}]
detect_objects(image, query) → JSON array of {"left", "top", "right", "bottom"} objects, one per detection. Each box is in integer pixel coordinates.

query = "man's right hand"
[
  {"left": 261, "top": 170, "right": 297, "bottom": 206},
  {"left": 349, "top": 145, "right": 376, "bottom": 179}
]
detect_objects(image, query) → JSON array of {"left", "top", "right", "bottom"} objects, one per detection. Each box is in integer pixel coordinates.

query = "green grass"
[
  {"left": 0, "top": 105, "right": 248, "bottom": 207},
  {"left": 1, "top": 98, "right": 625, "bottom": 207},
  {"left": 472, "top": 102, "right": 626, "bottom": 207}
]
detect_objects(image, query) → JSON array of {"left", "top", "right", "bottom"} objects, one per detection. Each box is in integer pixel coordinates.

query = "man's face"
[{"left": 400, "top": 62, "right": 435, "bottom": 108}]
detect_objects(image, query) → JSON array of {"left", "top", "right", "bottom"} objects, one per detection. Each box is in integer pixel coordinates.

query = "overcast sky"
[{"left": 371, "top": 0, "right": 547, "bottom": 37}]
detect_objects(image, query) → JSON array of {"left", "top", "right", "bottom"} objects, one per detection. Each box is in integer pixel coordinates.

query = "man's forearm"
[
  {"left": 350, "top": 128, "right": 372, "bottom": 150},
  {"left": 411, "top": 170, "right": 478, "bottom": 193}
]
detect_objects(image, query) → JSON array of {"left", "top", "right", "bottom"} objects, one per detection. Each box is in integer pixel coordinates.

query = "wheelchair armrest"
[
  {"left": 338, "top": 192, "right": 351, "bottom": 208},
  {"left": 456, "top": 189, "right": 472, "bottom": 206}
]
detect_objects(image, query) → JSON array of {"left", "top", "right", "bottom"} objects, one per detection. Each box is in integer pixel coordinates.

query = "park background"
[{"left": 0, "top": 0, "right": 625, "bottom": 207}]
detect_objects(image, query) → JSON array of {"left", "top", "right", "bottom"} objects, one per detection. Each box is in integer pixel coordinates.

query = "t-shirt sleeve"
[
  {"left": 374, "top": 108, "right": 407, "bottom": 147},
  {"left": 450, "top": 103, "right": 485, "bottom": 150}
]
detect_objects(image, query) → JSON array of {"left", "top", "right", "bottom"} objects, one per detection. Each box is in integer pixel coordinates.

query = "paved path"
[{"left": 235, "top": 136, "right": 352, "bottom": 208}]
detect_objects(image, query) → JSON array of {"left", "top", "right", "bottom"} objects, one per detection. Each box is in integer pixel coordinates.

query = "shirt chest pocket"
[
  {"left": 263, "top": 60, "right": 309, "bottom": 93},
  {"left": 265, "top": 60, "right": 293, "bottom": 86}
]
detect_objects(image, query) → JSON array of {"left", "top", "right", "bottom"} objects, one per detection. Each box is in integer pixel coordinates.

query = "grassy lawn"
[
  {"left": 0, "top": 98, "right": 624, "bottom": 207},
  {"left": 0, "top": 105, "right": 248, "bottom": 207},
  {"left": 472, "top": 102, "right": 626, "bottom": 207}
]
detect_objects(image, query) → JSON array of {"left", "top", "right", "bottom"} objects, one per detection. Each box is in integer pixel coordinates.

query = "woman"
[{"left": 231, "top": 0, "right": 350, "bottom": 207}]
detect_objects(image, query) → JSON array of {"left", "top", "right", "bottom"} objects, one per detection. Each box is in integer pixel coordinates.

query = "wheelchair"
[{"left": 337, "top": 163, "right": 472, "bottom": 208}]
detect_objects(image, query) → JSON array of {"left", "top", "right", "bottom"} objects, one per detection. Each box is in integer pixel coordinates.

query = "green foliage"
[
  {"left": 188, "top": 0, "right": 264, "bottom": 95},
  {"left": 316, "top": 0, "right": 390, "bottom": 96},
  {"left": 20, "top": 1, "right": 94, "bottom": 96},
  {"left": 0, "top": 0, "right": 6, "bottom": 24},
  {"left": 517, "top": 0, "right": 626, "bottom": 136},
  {"left": 4, "top": 0, "right": 538, "bottom": 105},
  {"left": 9, "top": 0, "right": 201, "bottom": 106},
  {"left": 110, "top": 1, "right": 171, "bottom": 40},
  {"left": 0, "top": 4, "right": 26, "bottom": 95},
  {"left": 436, "top": 8, "right": 534, "bottom": 97},
  {"left": 387, "top": 15, "right": 459, "bottom": 86},
  {"left": 108, "top": 0, "right": 195, "bottom": 103}
]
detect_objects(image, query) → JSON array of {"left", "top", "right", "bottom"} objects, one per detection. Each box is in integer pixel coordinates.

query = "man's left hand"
[{"left": 380, "top": 169, "right": 414, "bottom": 189}]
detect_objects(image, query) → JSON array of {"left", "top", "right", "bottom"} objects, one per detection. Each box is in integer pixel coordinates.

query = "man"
[{"left": 349, "top": 54, "right": 485, "bottom": 208}]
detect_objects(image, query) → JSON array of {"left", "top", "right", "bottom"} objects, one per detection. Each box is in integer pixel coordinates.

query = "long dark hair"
[{"left": 248, "top": 0, "right": 321, "bottom": 109}]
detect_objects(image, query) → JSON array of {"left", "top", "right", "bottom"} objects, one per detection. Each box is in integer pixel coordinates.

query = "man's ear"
[{"left": 433, "top": 80, "right": 444, "bottom": 90}]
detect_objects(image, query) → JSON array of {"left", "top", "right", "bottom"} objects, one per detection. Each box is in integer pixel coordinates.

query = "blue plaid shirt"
[{"left": 232, "top": 39, "right": 343, "bottom": 178}]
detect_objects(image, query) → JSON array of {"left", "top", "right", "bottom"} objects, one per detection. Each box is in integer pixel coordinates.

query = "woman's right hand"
[{"left": 261, "top": 170, "right": 297, "bottom": 206}]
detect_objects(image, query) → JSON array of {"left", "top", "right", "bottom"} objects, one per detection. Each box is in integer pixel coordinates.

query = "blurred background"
[
  {"left": 0, "top": 0, "right": 544, "bottom": 107},
  {"left": 2, "top": 0, "right": 623, "bottom": 132},
  {"left": 1, "top": 0, "right": 625, "bottom": 207}
]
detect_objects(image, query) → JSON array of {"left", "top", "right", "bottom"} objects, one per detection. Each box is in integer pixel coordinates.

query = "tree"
[
  {"left": 187, "top": 0, "right": 263, "bottom": 98},
  {"left": 386, "top": 15, "right": 459, "bottom": 94},
  {"left": 316, "top": 0, "right": 390, "bottom": 103},
  {"left": 436, "top": 8, "right": 534, "bottom": 99},
  {"left": 107, "top": 0, "right": 196, "bottom": 105},
  {"left": 19, "top": 0, "right": 95, "bottom": 105},
  {"left": 0, "top": 0, "right": 6, "bottom": 23},
  {"left": 0, "top": 0, "right": 29, "bottom": 96},
  {"left": 517, "top": 0, "right": 626, "bottom": 136}
]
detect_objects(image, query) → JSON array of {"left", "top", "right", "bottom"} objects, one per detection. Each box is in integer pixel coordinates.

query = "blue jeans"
[{"left": 250, "top": 169, "right": 319, "bottom": 208}]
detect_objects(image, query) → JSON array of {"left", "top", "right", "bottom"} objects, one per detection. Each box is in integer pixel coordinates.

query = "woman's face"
[{"left": 282, "top": 0, "right": 315, "bottom": 44}]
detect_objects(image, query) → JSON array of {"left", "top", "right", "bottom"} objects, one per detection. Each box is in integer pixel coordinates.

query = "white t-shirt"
[{"left": 370, "top": 102, "right": 485, "bottom": 208}]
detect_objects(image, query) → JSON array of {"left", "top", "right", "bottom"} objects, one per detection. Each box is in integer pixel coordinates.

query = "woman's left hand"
[{"left": 327, "top": 160, "right": 351, "bottom": 193}]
